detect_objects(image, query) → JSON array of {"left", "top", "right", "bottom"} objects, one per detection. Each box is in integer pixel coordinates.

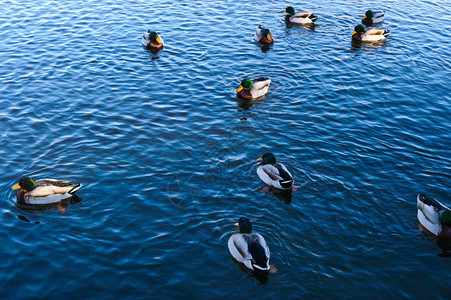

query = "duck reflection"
[
  {"left": 232, "top": 257, "right": 269, "bottom": 285},
  {"left": 285, "top": 22, "right": 316, "bottom": 31},
  {"left": 419, "top": 223, "right": 451, "bottom": 258},
  {"left": 351, "top": 39, "right": 387, "bottom": 51},
  {"left": 268, "top": 186, "right": 292, "bottom": 204},
  {"left": 16, "top": 194, "right": 82, "bottom": 212}
]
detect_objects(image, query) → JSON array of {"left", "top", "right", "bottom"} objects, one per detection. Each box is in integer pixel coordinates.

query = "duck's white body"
[
  {"left": 417, "top": 194, "right": 451, "bottom": 237},
  {"left": 363, "top": 11, "right": 385, "bottom": 26},
  {"left": 257, "top": 163, "right": 293, "bottom": 190},
  {"left": 354, "top": 27, "right": 390, "bottom": 42},
  {"left": 17, "top": 179, "right": 82, "bottom": 205},
  {"left": 286, "top": 12, "right": 317, "bottom": 24},
  {"left": 228, "top": 232, "right": 270, "bottom": 271}
]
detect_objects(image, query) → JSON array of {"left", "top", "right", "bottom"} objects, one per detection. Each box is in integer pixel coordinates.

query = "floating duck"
[
  {"left": 12, "top": 177, "right": 82, "bottom": 205},
  {"left": 362, "top": 10, "right": 385, "bottom": 26},
  {"left": 417, "top": 193, "right": 451, "bottom": 238},
  {"left": 142, "top": 30, "right": 164, "bottom": 51},
  {"left": 236, "top": 78, "right": 271, "bottom": 100},
  {"left": 254, "top": 25, "right": 274, "bottom": 44},
  {"left": 283, "top": 6, "right": 317, "bottom": 24},
  {"left": 257, "top": 153, "right": 294, "bottom": 190},
  {"left": 228, "top": 217, "right": 270, "bottom": 271},
  {"left": 352, "top": 24, "right": 390, "bottom": 42}
]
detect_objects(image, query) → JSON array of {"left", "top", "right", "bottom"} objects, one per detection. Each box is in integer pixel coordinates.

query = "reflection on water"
[
  {"left": 15, "top": 195, "right": 82, "bottom": 212},
  {"left": 232, "top": 257, "right": 269, "bottom": 285}
]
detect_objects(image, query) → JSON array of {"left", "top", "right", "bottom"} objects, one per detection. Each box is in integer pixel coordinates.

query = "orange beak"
[
  {"left": 362, "top": 15, "right": 367, "bottom": 20},
  {"left": 282, "top": 10, "right": 286, "bottom": 14},
  {"left": 12, "top": 183, "right": 21, "bottom": 190},
  {"left": 234, "top": 222, "right": 239, "bottom": 226},
  {"left": 257, "top": 157, "right": 263, "bottom": 162},
  {"left": 236, "top": 85, "right": 244, "bottom": 93},
  {"left": 351, "top": 31, "right": 356, "bottom": 36}
]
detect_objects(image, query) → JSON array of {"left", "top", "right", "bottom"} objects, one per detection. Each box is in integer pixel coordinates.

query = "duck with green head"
[
  {"left": 12, "top": 177, "right": 82, "bottom": 205},
  {"left": 236, "top": 78, "right": 271, "bottom": 100},
  {"left": 283, "top": 6, "right": 317, "bottom": 24},
  {"left": 362, "top": 10, "right": 385, "bottom": 26},
  {"left": 257, "top": 153, "right": 294, "bottom": 190},
  {"left": 254, "top": 25, "right": 274, "bottom": 45},
  {"left": 417, "top": 194, "right": 451, "bottom": 238},
  {"left": 352, "top": 24, "right": 390, "bottom": 42},
  {"left": 142, "top": 30, "right": 164, "bottom": 51},
  {"left": 228, "top": 217, "right": 271, "bottom": 272}
]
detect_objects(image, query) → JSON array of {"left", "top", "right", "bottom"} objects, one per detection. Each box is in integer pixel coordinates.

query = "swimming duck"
[
  {"left": 352, "top": 24, "right": 390, "bottom": 42},
  {"left": 417, "top": 194, "right": 451, "bottom": 238},
  {"left": 283, "top": 6, "right": 317, "bottom": 24},
  {"left": 236, "top": 78, "right": 271, "bottom": 100},
  {"left": 257, "top": 153, "right": 294, "bottom": 190},
  {"left": 142, "top": 30, "right": 164, "bottom": 51},
  {"left": 228, "top": 217, "right": 270, "bottom": 271},
  {"left": 362, "top": 10, "right": 385, "bottom": 26},
  {"left": 12, "top": 177, "right": 82, "bottom": 205},
  {"left": 254, "top": 25, "right": 274, "bottom": 44}
]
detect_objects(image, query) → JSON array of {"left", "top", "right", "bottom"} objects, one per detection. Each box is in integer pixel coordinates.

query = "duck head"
[
  {"left": 283, "top": 6, "right": 295, "bottom": 15},
  {"left": 148, "top": 31, "right": 162, "bottom": 45},
  {"left": 12, "top": 177, "right": 36, "bottom": 191},
  {"left": 352, "top": 24, "right": 365, "bottom": 37},
  {"left": 257, "top": 153, "right": 276, "bottom": 165},
  {"left": 236, "top": 78, "right": 252, "bottom": 93},
  {"left": 363, "top": 10, "right": 374, "bottom": 20},
  {"left": 261, "top": 28, "right": 273, "bottom": 44},
  {"left": 235, "top": 217, "right": 253, "bottom": 233}
]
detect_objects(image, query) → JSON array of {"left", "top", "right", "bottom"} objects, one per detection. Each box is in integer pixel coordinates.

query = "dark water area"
[{"left": 1, "top": 0, "right": 450, "bottom": 298}]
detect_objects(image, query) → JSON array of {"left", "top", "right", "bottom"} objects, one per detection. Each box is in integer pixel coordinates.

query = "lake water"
[{"left": 1, "top": 0, "right": 450, "bottom": 298}]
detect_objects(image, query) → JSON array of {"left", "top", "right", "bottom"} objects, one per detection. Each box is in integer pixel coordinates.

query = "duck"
[
  {"left": 257, "top": 153, "right": 294, "bottom": 190},
  {"left": 352, "top": 24, "right": 390, "bottom": 42},
  {"left": 236, "top": 78, "right": 271, "bottom": 100},
  {"left": 362, "top": 10, "right": 385, "bottom": 26},
  {"left": 142, "top": 30, "right": 164, "bottom": 51},
  {"left": 228, "top": 217, "right": 270, "bottom": 271},
  {"left": 254, "top": 25, "right": 274, "bottom": 45},
  {"left": 283, "top": 6, "right": 317, "bottom": 24},
  {"left": 417, "top": 193, "right": 451, "bottom": 238},
  {"left": 12, "top": 177, "right": 82, "bottom": 205}
]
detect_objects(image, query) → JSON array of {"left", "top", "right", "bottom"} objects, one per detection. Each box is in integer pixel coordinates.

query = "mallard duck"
[
  {"left": 228, "top": 217, "right": 270, "bottom": 271},
  {"left": 12, "top": 177, "right": 82, "bottom": 205},
  {"left": 142, "top": 30, "right": 164, "bottom": 51},
  {"left": 254, "top": 25, "right": 274, "bottom": 44},
  {"left": 417, "top": 194, "right": 451, "bottom": 238},
  {"left": 362, "top": 10, "right": 385, "bottom": 26},
  {"left": 283, "top": 6, "right": 317, "bottom": 24},
  {"left": 236, "top": 78, "right": 271, "bottom": 100},
  {"left": 257, "top": 153, "right": 294, "bottom": 190},
  {"left": 352, "top": 24, "right": 390, "bottom": 42}
]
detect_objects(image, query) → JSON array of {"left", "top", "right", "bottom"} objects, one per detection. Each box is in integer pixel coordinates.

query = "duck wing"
[
  {"left": 245, "top": 233, "right": 270, "bottom": 271},
  {"left": 28, "top": 179, "right": 82, "bottom": 197},
  {"left": 228, "top": 234, "right": 251, "bottom": 261},
  {"left": 365, "top": 28, "right": 386, "bottom": 36},
  {"left": 292, "top": 12, "right": 313, "bottom": 19}
]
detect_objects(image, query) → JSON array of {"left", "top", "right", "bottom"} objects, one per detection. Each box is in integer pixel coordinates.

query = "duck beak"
[
  {"left": 12, "top": 183, "right": 20, "bottom": 190},
  {"left": 156, "top": 36, "right": 162, "bottom": 44},
  {"left": 236, "top": 85, "right": 243, "bottom": 93},
  {"left": 351, "top": 31, "right": 356, "bottom": 36},
  {"left": 266, "top": 34, "right": 271, "bottom": 41},
  {"left": 257, "top": 157, "right": 263, "bottom": 162},
  {"left": 362, "top": 15, "right": 367, "bottom": 20},
  {"left": 282, "top": 10, "right": 286, "bottom": 14},
  {"left": 234, "top": 222, "right": 239, "bottom": 226}
]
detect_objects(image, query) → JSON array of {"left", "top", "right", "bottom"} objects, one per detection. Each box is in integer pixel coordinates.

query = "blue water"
[{"left": 1, "top": 0, "right": 450, "bottom": 298}]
